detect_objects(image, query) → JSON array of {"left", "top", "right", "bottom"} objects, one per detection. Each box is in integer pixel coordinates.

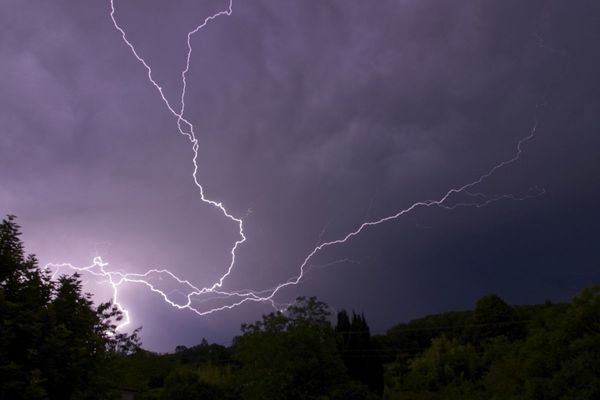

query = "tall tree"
[
  {"left": 233, "top": 297, "right": 350, "bottom": 400},
  {"left": 336, "top": 310, "right": 384, "bottom": 395},
  {"left": 0, "top": 215, "right": 140, "bottom": 400}
]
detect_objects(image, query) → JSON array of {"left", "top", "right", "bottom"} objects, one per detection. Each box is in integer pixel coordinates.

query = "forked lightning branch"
[{"left": 46, "top": 0, "right": 544, "bottom": 330}]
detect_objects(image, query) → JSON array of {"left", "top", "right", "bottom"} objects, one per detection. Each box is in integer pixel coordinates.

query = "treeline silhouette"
[
  {"left": 1, "top": 215, "right": 599, "bottom": 399},
  {"left": 0, "top": 215, "right": 139, "bottom": 399}
]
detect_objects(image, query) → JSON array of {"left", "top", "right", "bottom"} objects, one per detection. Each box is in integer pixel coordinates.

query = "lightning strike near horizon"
[{"left": 45, "top": 0, "right": 547, "bottom": 329}]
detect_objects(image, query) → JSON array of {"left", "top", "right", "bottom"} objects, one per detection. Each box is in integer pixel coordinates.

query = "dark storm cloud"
[{"left": 1, "top": 0, "right": 599, "bottom": 351}]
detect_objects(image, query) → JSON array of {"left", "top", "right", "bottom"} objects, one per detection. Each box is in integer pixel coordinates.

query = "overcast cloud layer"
[{"left": 1, "top": 0, "right": 599, "bottom": 351}]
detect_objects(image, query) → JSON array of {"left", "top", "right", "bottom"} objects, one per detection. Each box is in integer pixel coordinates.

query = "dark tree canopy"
[
  {"left": 336, "top": 310, "right": 384, "bottom": 394},
  {"left": 384, "top": 289, "right": 600, "bottom": 399},
  {"left": 2, "top": 215, "right": 598, "bottom": 400},
  {"left": 233, "top": 296, "right": 376, "bottom": 400},
  {"left": 0, "top": 215, "right": 140, "bottom": 400},
  {"left": 466, "top": 293, "right": 524, "bottom": 343},
  {"left": 108, "top": 287, "right": 599, "bottom": 400}
]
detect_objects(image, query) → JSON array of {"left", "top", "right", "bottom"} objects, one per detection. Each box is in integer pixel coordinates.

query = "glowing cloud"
[{"left": 46, "top": 0, "right": 545, "bottom": 328}]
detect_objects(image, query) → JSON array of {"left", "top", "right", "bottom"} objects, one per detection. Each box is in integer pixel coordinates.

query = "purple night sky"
[{"left": 1, "top": 0, "right": 599, "bottom": 351}]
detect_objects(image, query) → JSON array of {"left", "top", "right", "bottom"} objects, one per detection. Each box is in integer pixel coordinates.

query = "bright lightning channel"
[{"left": 45, "top": 0, "right": 545, "bottom": 329}]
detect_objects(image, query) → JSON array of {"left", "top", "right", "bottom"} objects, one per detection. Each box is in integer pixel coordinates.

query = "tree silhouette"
[
  {"left": 336, "top": 310, "right": 384, "bottom": 394},
  {"left": 233, "top": 297, "right": 351, "bottom": 400},
  {"left": 0, "top": 215, "right": 140, "bottom": 399},
  {"left": 465, "top": 293, "right": 523, "bottom": 343}
]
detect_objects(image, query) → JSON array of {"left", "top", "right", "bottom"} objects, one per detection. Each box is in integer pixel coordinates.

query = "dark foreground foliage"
[
  {"left": 0, "top": 216, "right": 140, "bottom": 399},
  {"left": 1, "top": 215, "right": 599, "bottom": 399},
  {"left": 120, "top": 298, "right": 381, "bottom": 400},
  {"left": 118, "top": 288, "right": 599, "bottom": 400},
  {"left": 381, "top": 289, "right": 600, "bottom": 399}
]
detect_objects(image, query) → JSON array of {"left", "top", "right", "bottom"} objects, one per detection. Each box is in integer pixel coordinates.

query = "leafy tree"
[
  {"left": 336, "top": 310, "right": 384, "bottom": 394},
  {"left": 402, "top": 336, "right": 479, "bottom": 396},
  {"left": 0, "top": 215, "right": 139, "bottom": 399},
  {"left": 379, "top": 310, "right": 472, "bottom": 365},
  {"left": 513, "top": 286, "right": 600, "bottom": 399},
  {"left": 465, "top": 294, "right": 523, "bottom": 344},
  {"left": 384, "top": 287, "right": 600, "bottom": 399},
  {"left": 233, "top": 296, "right": 350, "bottom": 400}
]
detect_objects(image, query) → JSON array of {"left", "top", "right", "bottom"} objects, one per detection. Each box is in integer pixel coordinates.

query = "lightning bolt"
[
  {"left": 47, "top": 257, "right": 131, "bottom": 330},
  {"left": 46, "top": 0, "right": 546, "bottom": 329}
]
